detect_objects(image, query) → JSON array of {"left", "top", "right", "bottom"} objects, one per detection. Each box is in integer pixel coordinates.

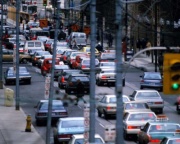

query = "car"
[
  {"left": 37, "top": 54, "right": 53, "bottom": 68},
  {"left": 41, "top": 58, "right": 60, "bottom": 76},
  {"left": 68, "top": 134, "right": 105, "bottom": 144},
  {"left": 24, "top": 40, "right": 45, "bottom": 54},
  {"left": 97, "top": 52, "right": 116, "bottom": 62},
  {"left": 4, "top": 66, "right": 31, "bottom": 85},
  {"left": 129, "top": 90, "right": 164, "bottom": 114},
  {"left": 140, "top": 72, "right": 163, "bottom": 91},
  {"left": 79, "top": 46, "right": 100, "bottom": 57},
  {"left": 65, "top": 74, "right": 90, "bottom": 94},
  {"left": 37, "top": 36, "right": 49, "bottom": 43},
  {"left": 96, "top": 68, "right": 116, "bottom": 86},
  {"left": 2, "top": 48, "right": 32, "bottom": 63},
  {"left": 58, "top": 69, "right": 84, "bottom": 89},
  {"left": 160, "top": 134, "right": 180, "bottom": 144},
  {"left": 50, "top": 41, "right": 69, "bottom": 53},
  {"left": 44, "top": 39, "right": 56, "bottom": 51},
  {"left": 77, "top": 57, "right": 100, "bottom": 74},
  {"left": 56, "top": 48, "right": 71, "bottom": 60},
  {"left": 49, "top": 65, "right": 70, "bottom": 80},
  {"left": 123, "top": 111, "right": 157, "bottom": 140},
  {"left": 96, "top": 94, "right": 130, "bottom": 119},
  {"left": 99, "top": 62, "right": 116, "bottom": 70},
  {"left": 123, "top": 101, "right": 151, "bottom": 115},
  {"left": 137, "top": 119, "right": 180, "bottom": 144},
  {"left": 61, "top": 49, "right": 77, "bottom": 64},
  {"left": 53, "top": 117, "right": 84, "bottom": 144},
  {"left": 34, "top": 100, "right": 68, "bottom": 126},
  {"left": 32, "top": 50, "right": 51, "bottom": 66},
  {"left": 71, "top": 53, "right": 89, "bottom": 69},
  {"left": 28, "top": 49, "right": 44, "bottom": 57}
]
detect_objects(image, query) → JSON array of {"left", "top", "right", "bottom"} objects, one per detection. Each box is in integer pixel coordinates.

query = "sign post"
[
  {"left": 13, "top": 47, "right": 16, "bottom": 73},
  {"left": 44, "top": 76, "right": 50, "bottom": 99},
  {"left": 84, "top": 104, "right": 90, "bottom": 144}
]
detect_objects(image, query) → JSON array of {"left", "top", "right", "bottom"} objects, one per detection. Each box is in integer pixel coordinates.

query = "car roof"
[
  {"left": 63, "top": 69, "right": 82, "bottom": 72},
  {"left": 126, "top": 111, "right": 156, "bottom": 114},
  {"left": 70, "top": 74, "right": 88, "bottom": 77},
  {"left": 144, "top": 72, "right": 161, "bottom": 74},
  {"left": 124, "top": 101, "right": 148, "bottom": 104},
  {"left": 135, "top": 90, "right": 159, "bottom": 92},
  {"left": 72, "top": 134, "right": 102, "bottom": 139},
  {"left": 59, "top": 117, "right": 84, "bottom": 121},
  {"left": 148, "top": 121, "right": 180, "bottom": 125},
  {"left": 104, "top": 94, "right": 128, "bottom": 98},
  {"left": 39, "top": 100, "right": 63, "bottom": 103}
]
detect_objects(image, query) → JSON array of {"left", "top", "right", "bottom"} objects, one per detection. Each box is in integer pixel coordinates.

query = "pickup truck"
[{"left": 2, "top": 48, "right": 31, "bottom": 63}]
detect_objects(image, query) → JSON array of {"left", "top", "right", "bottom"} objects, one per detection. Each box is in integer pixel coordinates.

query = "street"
[{"left": 2, "top": 62, "right": 180, "bottom": 144}]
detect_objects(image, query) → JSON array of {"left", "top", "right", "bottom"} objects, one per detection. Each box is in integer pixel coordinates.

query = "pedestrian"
[
  {"left": 74, "top": 79, "right": 86, "bottom": 105},
  {"left": 146, "top": 41, "right": 151, "bottom": 57},
  {"left": 96, "top": 42, "right": 103, "bottom": 52},
  {"left": 108, "top": 33, "right": 113, "bottom": 47},
  {"left": 71, "top": 36, "right": 77, "bottom": 49}
]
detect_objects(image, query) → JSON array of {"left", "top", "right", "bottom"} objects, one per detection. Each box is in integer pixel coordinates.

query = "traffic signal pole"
[{"left": 115, "top": 0, "right": 124, "bottom": 143}]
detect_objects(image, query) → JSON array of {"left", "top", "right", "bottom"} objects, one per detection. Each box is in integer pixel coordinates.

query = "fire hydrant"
[{"left": 25, "top": 115, "right": 31, "bottom": 132}]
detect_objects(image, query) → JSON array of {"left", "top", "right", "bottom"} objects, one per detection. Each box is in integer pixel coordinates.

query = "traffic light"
[
  {"left": 163, "top": 53, "right": 180, "bottom": 94},
  {"left": 43, "top": 0, "right": 47, "bottom": 6}
]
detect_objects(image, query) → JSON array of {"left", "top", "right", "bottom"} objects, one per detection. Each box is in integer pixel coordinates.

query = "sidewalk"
[{"left": 0, "top": 86, "right": 45, "bottom": 144}]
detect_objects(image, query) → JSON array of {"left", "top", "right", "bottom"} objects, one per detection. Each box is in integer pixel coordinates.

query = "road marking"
[{"left": 99, "top": 122, "right": 105, "bottom": 128}]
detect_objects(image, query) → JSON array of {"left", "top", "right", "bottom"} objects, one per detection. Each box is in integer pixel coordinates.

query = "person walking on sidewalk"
[
  {"left": 74, "top": 79, "right": 86, "bottom": 105},
  {"left": 146, "top": 41, "right": 151, "bottom": 57}
]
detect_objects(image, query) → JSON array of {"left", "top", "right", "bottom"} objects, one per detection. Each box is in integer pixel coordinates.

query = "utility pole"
[
  {"left": 15, "top": 0, "right": 20, "bottom": 110},
  {"left": 0, "top": 0, "right": 4, "bottom": 89},
  {"left": 89, "top": 0, "right": 96, "bottom": 143},
  {"left": 154, "top": 2, "right": 157, "bottom": 72},
  {"left": 115, "top": 0, "right": 124, "bottom": 143},
  {"left": 46, "top": 1, "right": 60, "bottom": 144}
]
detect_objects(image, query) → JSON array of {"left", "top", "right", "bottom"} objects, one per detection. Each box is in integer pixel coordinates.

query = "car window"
[
  {"left": 39, "top": 102, "right": 64, "bottom": 110},
  {"left": 149, "top": 124, "right": 180, "bottom": 132},
  {"left": 74, "top": 138, "right": 103, "bottom": 144},
  {"left": 35, "top": 42, "right": 41, "bottom": 47},
  {"left": 101, "top": 53, "right": 115, "bottom": 59},
  {"left": 72, "top": 76, "right": 89, "bottom": 81},
  {"left": 125, "top": 103, "right": 147, "bottom": 110},
  {"left": 101, "top": 63, "right": 115, "bottom": 66},
  {"left": 61, "top": 120, "right": 84, "bottom": 128},
  {"left": 28, "top": 42, "right": 34, "bottom": 47},
  {"left": 109, "top": 97, "right": 116, "bottom": 103},
  {"left": 136, "top": 92, "right": 160, "bottom": 99},
  {"left": 144, "top": 73, "right": 161, "bottom": 79},
  {"left": 168, "top": 139, "right": 180, "bottom": 144},
  {"left": 128, "top": 113, "right": 156, "bottom": 121},
  {"left": 123, "top": 96, "right": 130, "bottom": 102}
]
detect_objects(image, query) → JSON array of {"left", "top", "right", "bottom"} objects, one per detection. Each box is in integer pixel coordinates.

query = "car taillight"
[
  {"left": 63, "top": 56, "right": 67, "bottom": 61},
  {"left": 106, "top": 106, "right": 112, "bottom": 110},
  {"left": 149, "top": 139, "right": 160, "bottom": 143},
  {"left": 82, "top": 65, "right": 86, "bottom": 68},
  {"left": 37, "top": 113, "right": 46, "bottom": 116},
  {"left": 61, "top": 77, "right": 65, "bottom": 83},
  {"left": 58, "top": 134, "right": 72, "bottom": 138},
  {"left": 154, "top": 102, "right": 163, "bottom": 104},
  {"left": 101, "top": 76, "right": 107, "bottom": 79},
  {"left": 127, "top": 126, "right": 139, "bottom": 129}
]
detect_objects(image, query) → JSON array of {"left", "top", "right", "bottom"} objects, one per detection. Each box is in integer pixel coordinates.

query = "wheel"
[
  {"left": 98, "top": 110, "right": 102, "bottom": 117},
  {"left": 96, "top": 79, "right": 102, "bottom": 86},
  {"left": 159, "top": 108, "right": 163, "bottom": 114},
  {"left": 22, "top": 58, "right": 28, "bottom": 64},
  {"left": 5, "top": 80, "right": 9, "bottom": 85},
  {"left": 104, "top": 110, "right": 109, "bottom": 119},
  {"left": 159, "top": 87, "right": 163, "bottom": 92},
  {"left": 123, "top": 130, "right": 128, "bottom": 140},
  {"left": 53, "top": 136, "right": 59, "bottom": 144},
  {"left": 27, "top": 79, "right": 31, "bottom": 85}
]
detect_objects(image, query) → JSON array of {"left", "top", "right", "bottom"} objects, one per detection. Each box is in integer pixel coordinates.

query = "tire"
[
  {"left": 41, "top": 70, "right": 46, "bottom": 76},
  {"left": 104, "top": 110, "right": 109, "bottom": 119},
  {"left": 96, "top": 79, "right": 102, "bottom": 86},
  {"left": 22, "top": 58, "right": 28, "bottom": 64},
  {"left": 27, "top": 79, "right": 31, "bottom": 85},
  {"left": 98, "top": 110, "right": 102, "bottom": 117},
  {"left": 123, "top": 130, "right": 128, "bottom": 140},
  {"left": 32, "top": 62, "right": 36, "bottom": 66},
  {"left": 5, "top": 80, "right": 9, "bottom": 85},
  {"left": 159, "top": 108, "right": 163, "bottom": 114},
  {"left": 53, "top": 136, "right": 59, "bottom": 144}
]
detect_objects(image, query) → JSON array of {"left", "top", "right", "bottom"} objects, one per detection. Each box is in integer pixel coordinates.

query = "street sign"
[
  {"left": 83, "top": 131, "right": 89, "bottom": 140},
  {"left": 44, "top": 90, "right": 49, "bottom": 99},
  {"left": 39, "top": 19, "right": 48, "bottom": 28},
  {"left": 104, "top": 125, "right": 116, "bottom": 142},
  {"left": 45, "top": 76, "right": 51, "bottom": 83},
  {"left": 45, "top": 83, "right": 50, "bottom": 90},
  {"left": 84, "top": 117, "right": 89, "bottom": 128},
  {"left": 84, "top": 103, "right": 90, "bottom": 118}
]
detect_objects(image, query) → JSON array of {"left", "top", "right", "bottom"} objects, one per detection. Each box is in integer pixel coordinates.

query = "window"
[
  {"left": 39, "top": 102, "right": 64, "bottom": 110},
  {"left": 61, "top": 120, "right": 84, "bottom": 128},
  {"left": 35, "top": 42, "right": 41, "bottom": 47},
  {"left": 109, "top": 97, "right": 116, "bottom": 103},
  {"left": 136, "top": 92, "right": 160, "bottom": 99},
  {"left": 128, "top": 113, "right": 156, "bottom": 121},
  {"left": 28, "top": 42, "right": 34, "bottom": 47},
  {"left": 144, "top": 73, "right": 161, "bottom": 80}
]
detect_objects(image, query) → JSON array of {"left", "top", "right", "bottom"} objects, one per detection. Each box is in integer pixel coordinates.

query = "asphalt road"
[{"left": 2, "top": 62, "right": 180, "bottom": 144}]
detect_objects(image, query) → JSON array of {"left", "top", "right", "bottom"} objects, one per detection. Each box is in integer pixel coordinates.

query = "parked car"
[
  {"left": 176, "top": 96, "right": 180, "bottom": 114},
  {"left": 65, "top": 74, "right": 90, "bottom": 94},
  {"left": 129, "top": 90, "right": 164, "bottom": 114},
  {"left": 53, "top": 117, "right": 84, "bottom": 144},
  {"left": 140, "top": 72, "right": 163, "bottom": 91},
  {"left": 34, "top": 100, "right": 68, "bottom": 126},
  {"left": 68, "top": 134, "right": 105, "bottom": 144},
  {"left": 58, "top": 69, "right": 84, "bottom": 89},
  {"left": 4, "top": 66, "right": 31, "bottom": 85}
]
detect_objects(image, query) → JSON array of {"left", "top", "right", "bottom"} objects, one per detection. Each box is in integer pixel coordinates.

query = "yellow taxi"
[{"left": 80, "top": 46, "right": 100, "bottom": 57}]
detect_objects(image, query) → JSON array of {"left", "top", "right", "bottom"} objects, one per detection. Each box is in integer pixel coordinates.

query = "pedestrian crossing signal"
[
  {"left": 43, "top": 0, "right": 47, "bottom": 6},
  {"left": 163, "top": 54, "right": 180, "bottom": 94}
]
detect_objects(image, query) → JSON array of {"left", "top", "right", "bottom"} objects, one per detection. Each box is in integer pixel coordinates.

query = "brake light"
[
  {"left": 149, "top": 139, "right": 160, "bottom": 143},
  {"left": 127, "top": 126, "right": 139, "bottom": 129},
  {"left": 101, "top": 76, "right": 107, "bottom": 79},
  {"left": 101, "top": 60, "right": 108, "bottom": 62},
  {"left": 154, "top": 102, "right": 163, "bottom": 104},
  {"left": 61, "top": 77, "right": 65, "bottom": 83},
  {"left": 82, "top": 65, "right": 86, "bottom": 68},
  {"left": 58, "top": 134, "right": 72, "bottom": 138},
  {"left": 106, "top": 106, "right": 112, "bottom": 110},
  {"left": 37, "top": 113, "right": 46, "bottom": 116},
  {"left": 176, "top": 140, "right": 180, "bottom": 142}
]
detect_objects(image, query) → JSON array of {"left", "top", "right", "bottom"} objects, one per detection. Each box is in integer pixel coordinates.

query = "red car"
[
  {"left": 41, "top": 58, "right": 60, "bottom": 76},
  {"left": 71, "top": 53, "right": 89, "bottom": 69}
]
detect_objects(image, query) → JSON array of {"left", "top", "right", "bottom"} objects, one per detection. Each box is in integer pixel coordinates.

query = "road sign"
[
  {"left": 104, "top": 125, "right": 116, "bottom": 142},
  {"left": 83, "top": 131, "right": 89, "bottom": 140},
  {"left": 84, "top": 117, "right": 89, "bottom": 128},
  {"left": 45, "top": 76, "right": 51, "bottom": 83},
  {"left": 44, "top": 90, "right": 49, "bottom": 99},
  {"left": 39, "top": 19, "right": 48, "bottom": 28},
  {"left": 45, "top": 83, "right": 50, "bottom": 90},
  {"left": 84, "top": 103, "right": 90, "bottom": 118}
]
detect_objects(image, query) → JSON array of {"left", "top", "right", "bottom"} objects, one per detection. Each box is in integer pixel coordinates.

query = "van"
[
  {"left": 24, "top": 40, "right": 45, "bottom": 54},
  {"left": 68, "top": 32, "right": 87, "bottom": 48}
]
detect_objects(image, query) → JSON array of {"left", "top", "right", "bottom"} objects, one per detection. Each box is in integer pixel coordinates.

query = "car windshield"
[
  {"left": 61, "top": 120, "right": 84, "bottom": 128},
  {"left": 128, "top": 113, "right": 156, "bottom": 121},
  {"left": 72, "top": 76, "right": 89, "bottom": 81},
  {"left": 39, "top": 102, "right": 64, "bottom": 110},
  {"left": 107, "top": 97, "right": 129, "bottom": 103},
  {"left": 136, "top": 92, "right": 160, "bottom": 99},
  {"left": 74, "top": 138, "right": 103, "bottom": 144},
  {"left": 144, "top": 73, "right": 161, "bottom": 79},
  {"left": 125, "top": 103, "right": 147, "bottom": 110},
  {"left": 149, "top": 124, "right": 180, "bottom": 133},
  {"left": 101, "top": 70, "right": 115, "bottom": 73},
  {"left": 101, "top": 62, "right": 115, "bottom": 66},
  {"left": 101, "top": 53, "right": 115, "bottom": 59},
  {"left": 82, "top": 59, "right": 99, "bottom": 65}
]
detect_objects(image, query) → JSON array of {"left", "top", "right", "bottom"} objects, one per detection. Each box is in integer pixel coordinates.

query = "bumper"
[{"left": 125, "top": 129, "right": 140, "bottom": 135}]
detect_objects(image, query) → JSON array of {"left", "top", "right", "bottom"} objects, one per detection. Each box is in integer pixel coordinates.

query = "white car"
[
  {"left": 68, "top": 134, "right": 105, "bottom": 144},
  {"left": 50, "top": 41, "right": 69, "bottom": 52},
  {"left": 37, "top": 36, "right": 49, "bottom": 43},
  {"left": 96, "top": 68, "right": 116, "bottom": 86}
]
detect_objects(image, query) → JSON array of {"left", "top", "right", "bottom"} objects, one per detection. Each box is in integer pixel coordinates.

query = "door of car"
[{"left": 3, "top": 49, "right": 13, "bottom": 62}]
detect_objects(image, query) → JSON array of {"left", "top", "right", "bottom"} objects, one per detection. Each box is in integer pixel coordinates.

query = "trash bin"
[
  {"left": 125, "top": 49, "right": 134, "bottom": 61},
  {"left": 4, "top": 88, "right": 14, "bottom": 107}
]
